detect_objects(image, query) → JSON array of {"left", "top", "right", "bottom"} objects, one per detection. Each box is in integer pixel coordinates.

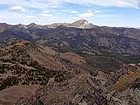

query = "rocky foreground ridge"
[
  {"left": 0, "top": 41, "right": 140, "bottom": 105},
  {"left": 15, "top": 64, "right": 140, "bottom": 105}
]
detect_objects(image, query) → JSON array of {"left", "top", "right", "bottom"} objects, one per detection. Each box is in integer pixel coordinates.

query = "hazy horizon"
[{"left": 1, "top": 19, "right": 140, "bottom": 29}]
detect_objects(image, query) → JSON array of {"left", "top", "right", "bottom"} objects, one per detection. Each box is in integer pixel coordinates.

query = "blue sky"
[{"left": 0, "top": 0, "right": 140, "bottom": 27}]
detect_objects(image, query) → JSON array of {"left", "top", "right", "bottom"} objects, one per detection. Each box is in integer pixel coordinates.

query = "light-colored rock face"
[
  {"left": 70, "top": 20, "right": 96, "bottom": 29},
  {"left": 71, "top": 20, "right": 89, "bottom": 27},
  {"left": 79, "top": 100, "right": 88, "bottom": 105},
  {"left": 0, "top": 27, "right": 5, "bottom": 32},
  {"left": 47, "top": 20, "right": 97, "bottom": 29}
]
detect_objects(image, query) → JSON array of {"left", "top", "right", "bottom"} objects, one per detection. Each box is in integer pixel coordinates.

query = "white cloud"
[
  {"left": 93, "top": 10, "right": 101, "bottom": 13},
  {"left": 95, "top": 14, "right": 120, "bottom": 18},
  {"left": 11, "top": 6, "right": 26, "bottom": 12},
  {"left": 14, "top": 13, "right": 21, "bottom": 16},
  {"left": 70, "top": 10, "right": 79, "bottom": 14},
  {"left": 40, "top": 0, "right": 140, "bottom": 9},
  {"left": 0, "top": 0, "right": 59, "bottom": 10},
  {"left": 27, "top": 16, "right": 36, "bottom": 19},
  {"left": 66, "top": 0, "right": 140, "bottom": 8},
  {"left": 1, "top": 0, "right": 140, "bottom": 9},
  {"left": 42, "top": 10, "right": 50, "bottom": 13},
  {"left": 40, "top": 13, "right": 55, "bottom": 18},
  {"left": 77, "top": 10, "right": 94, "bottom": 19},
  {"left": 61, "top": 10, "right": 78, "bottom": 14}
]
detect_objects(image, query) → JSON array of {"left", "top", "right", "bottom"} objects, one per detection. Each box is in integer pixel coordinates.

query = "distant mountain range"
[{"left": 0, "top": 20, "right": 140, "bottom": 55}]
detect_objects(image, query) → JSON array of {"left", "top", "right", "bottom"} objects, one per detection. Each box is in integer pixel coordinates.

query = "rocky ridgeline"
[{"left": 15, "top": 64, "right": 140, "bottom": 105}]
